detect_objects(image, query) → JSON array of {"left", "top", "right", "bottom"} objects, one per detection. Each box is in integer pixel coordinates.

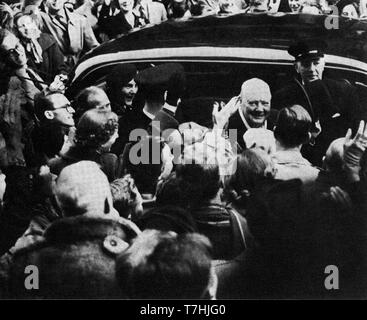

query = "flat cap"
[{"left": 288, "top": 40, "right": 327, "bottom": 61}]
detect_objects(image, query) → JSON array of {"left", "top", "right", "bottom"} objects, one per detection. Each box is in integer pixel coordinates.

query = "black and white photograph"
[{"left": 0, "top": 0, "right": 367, "bottom": 303}]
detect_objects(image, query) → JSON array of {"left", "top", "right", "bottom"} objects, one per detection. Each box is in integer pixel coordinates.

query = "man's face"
[
  {"left": 240, "top": 86, "right": 271, "bottom": 128},
  {"left": 90, "top": 90, "right": 112, "bottom": 112},
  {"left": 219, "top": 0, "right": 237, "bottom": 13},
  {"left": 341, "top": 5, "right": 359, "bottom": 18},
  {"left": 173, "top": 0, "right": 186, "bottom": 12},
  {"left": 121, "top": 79, "right": 138, "bottom": 106},
  {"left": 250, "top": 0, "right": 269, "bottom": 11},
  {"left": 1, "top": 33, "right": 27, "bottom": 68},
  {"left": 119, "top": 0, "right": 134, "bottom": 12},
  {"left": 295, "top": 57, "right": 325, "bottom": 83},
  {"left": 48, "top": 93, "right": 75, "bottom": 127},
  {"left": 45, "top": 0, "right": 65, "bottom": 13},
  {"left": 288, "top": 0, "right": 303, "bottom": 12}
]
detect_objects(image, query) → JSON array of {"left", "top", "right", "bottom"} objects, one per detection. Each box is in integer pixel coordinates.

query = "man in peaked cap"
[
  {"left": 272, "top": 40, "right": 366, "bottom": 166},
  {"left": 288, "top": 40, "right": 327, "bottom": 84}
]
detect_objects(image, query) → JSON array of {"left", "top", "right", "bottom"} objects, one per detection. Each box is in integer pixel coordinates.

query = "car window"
[{"left": 69, "top": 60, "right": 367, "bottom": 98}]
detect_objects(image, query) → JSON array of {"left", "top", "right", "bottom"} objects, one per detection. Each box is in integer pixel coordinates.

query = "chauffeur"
[{"left": 272, "top": 41, "right": 366, "bottom": 166}]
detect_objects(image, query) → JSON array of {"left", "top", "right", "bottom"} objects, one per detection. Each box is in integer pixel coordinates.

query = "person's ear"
[
  {"left": 307, "top": 131, "right": 312, "bottom": 142},
  {"left": 294, "top": 62, "right": 300, "bottom": 74},
  {"left": 44, "top": 110, "right": 54, "bottom": 120}
]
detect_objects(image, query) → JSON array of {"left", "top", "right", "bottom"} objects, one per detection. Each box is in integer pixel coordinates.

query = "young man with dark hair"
[{"left": 273, "top": 104, "right": 320, "bottom": 184}]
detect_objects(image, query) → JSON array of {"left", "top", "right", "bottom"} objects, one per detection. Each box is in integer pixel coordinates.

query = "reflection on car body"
[{"left": 66, "top": 12, "right": 367, "bottom": 126}]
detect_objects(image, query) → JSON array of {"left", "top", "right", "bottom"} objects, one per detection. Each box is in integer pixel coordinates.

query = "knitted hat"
[{"left": 55, "top": 161, "right": 116, "bottom": 218}]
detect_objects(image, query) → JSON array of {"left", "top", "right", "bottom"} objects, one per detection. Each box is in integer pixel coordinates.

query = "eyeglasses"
[{"left": 54, "top": 103, "right": 75, "bottom": 114}]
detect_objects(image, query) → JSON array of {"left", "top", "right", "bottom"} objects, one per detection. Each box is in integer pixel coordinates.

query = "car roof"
[
  {"left": 68, "top": 13, "right": 367, "bottom": 93},
  {"left": 79, "top": 12, "right": 367, "bottom": 61}
]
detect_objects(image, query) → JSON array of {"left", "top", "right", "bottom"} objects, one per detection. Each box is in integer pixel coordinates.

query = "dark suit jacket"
[
  {"left": 98, "top": 10, "right": 141, "bottom": 39},
  {"left": 24, "top": 33, "right": 68, "bottom": 84},
  {"left": 272, "top": 78, "right": 366, "bottom": 165},
  {"left": 111, "top": 109, "right": 152, "bottom": 156}
]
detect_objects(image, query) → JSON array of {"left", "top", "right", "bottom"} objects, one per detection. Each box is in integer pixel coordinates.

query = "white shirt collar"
[
  {"left": 143, "top": 108, "right": 155, "bottom": 120},
  {"left": 163, "top": 102, "right": 177, "bottom": 115}
]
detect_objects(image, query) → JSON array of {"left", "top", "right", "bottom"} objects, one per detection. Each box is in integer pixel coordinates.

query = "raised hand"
[
  {"left": 48, "top": 74, "right": 68, "bottom": 93},
  {"left": 212, "top": 95, "right": 240, "bottom": 130},
  {"left": 343, "top": 120, "right": 367, "bottom": 181}
]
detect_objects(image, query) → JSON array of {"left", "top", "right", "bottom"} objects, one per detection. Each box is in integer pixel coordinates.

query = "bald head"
[
  {"left": 240, "top": 78, "right": 272, "bottom": 128},
  {"left": 324, "top": 138, "right": 345, "bottom": 173},
  {"left": 240, "top": 78, "right": 271, "bottom": 99}
]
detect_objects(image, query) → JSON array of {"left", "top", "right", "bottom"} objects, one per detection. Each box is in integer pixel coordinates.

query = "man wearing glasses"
[{"left": 27, "top": 91, "right": 75, "bottom": 167}]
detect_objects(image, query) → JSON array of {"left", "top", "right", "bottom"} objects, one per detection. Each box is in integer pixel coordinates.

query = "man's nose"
[
  {"left": 309, "top": 63, "right": 317, "bottom": 71},
  {"left": 256, "top": 101, "right": 266, "bottom": 108}
]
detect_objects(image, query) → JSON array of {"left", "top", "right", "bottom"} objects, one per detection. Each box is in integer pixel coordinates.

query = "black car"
[{"left": 66, "top": 12, "right": 367, "bottom": 126}]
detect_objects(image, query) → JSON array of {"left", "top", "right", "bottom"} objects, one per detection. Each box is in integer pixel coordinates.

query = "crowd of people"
[{"left": 0, "top": 0, "right": 367, "bottom": 299}]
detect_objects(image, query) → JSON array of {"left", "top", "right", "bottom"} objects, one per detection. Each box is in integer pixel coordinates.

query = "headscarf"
[{"left": 14, "top": 12, "right": 43, "bottom": 64}]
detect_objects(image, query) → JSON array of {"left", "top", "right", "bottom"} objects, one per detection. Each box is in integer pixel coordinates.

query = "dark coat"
[
  {"left": 191, "top": 203, "right": 252, "bottom": 260},
  {"left": 111, "top": 109, "right": 152, "bottom": 156},
  {"left": 273, "top": 78, "right": 366, "bottom": 166},
  {"left": 0, "top": 166, "right": 61, "bottom": 256},
  {"left": 242, "top": 175, "right": 367, "bottom": 298},
  {"left": 23, "top": 33, "right": 68, "bottom": 84},
  {"left": 26, "top": 123, "right": 69, "bottom": 167},
  {"left": 98, "top": 10, "right": 143, "bottom": 39},
  {"left": 6, "top": 216, "right": 140, "bottom": 299}
]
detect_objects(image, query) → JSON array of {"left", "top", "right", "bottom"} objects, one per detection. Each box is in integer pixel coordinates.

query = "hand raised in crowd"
[
  {"left": 212, "top": 95, "right": 240, "bottom": 130},
  {"left": 326, "top": 186, "right": 353, "bottom": 211},
  {"left": 48, "top": 74, "right": 68, "bottom": 93},
  {"left": 178, "top": 121, "right": 209, "bottom": 146},
  {"left": 343, "top": 120, "right": 367, "bottom": 182}
]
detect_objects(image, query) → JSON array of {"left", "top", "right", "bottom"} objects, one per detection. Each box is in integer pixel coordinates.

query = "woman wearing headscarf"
[{"left": 13, "top": 12, "right": 68, "bottom": 84}]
